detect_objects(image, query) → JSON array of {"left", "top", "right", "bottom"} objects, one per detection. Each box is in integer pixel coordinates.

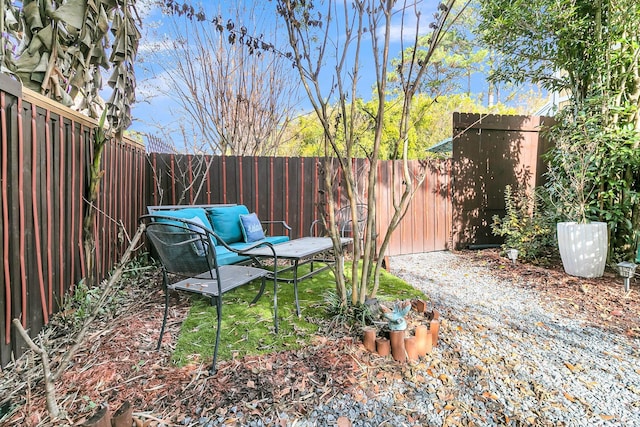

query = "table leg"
[{"left": 293, "top": 259, "right": 301, "bottom": 317}]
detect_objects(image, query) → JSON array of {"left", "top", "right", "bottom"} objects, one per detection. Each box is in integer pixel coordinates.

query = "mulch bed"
[
  {"left": 465, "top": 249, "right": 640, "bottom": 339},
  {"left": 2, "top": 249, "right": 638, "bottom": 426}
]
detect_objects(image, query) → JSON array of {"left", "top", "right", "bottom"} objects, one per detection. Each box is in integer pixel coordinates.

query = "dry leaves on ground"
[
  {"left": 2, "top": 249, "right": 638, "bottom": 426},
  {"left": 464, "top": 249, "right": 640, "bottom": 339}
]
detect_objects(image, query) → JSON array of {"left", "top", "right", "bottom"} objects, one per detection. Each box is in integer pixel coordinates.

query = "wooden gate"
[{"left": 451, "top": 112, "right": 553, "bottom": 250}]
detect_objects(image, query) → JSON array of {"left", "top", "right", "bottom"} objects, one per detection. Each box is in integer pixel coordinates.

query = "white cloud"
[
  {"left": 135, "top": 0, "right": 160, "bottom": 20},
  {"left": 136, "top": 71, "right": 174, "bottom": 101},
  {"left": 381, "top": 1, "right": 436, "bottom": 44}
]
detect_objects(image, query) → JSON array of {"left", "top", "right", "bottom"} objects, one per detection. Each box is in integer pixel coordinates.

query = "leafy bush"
[{"left": 491, "top": 185, "right": 557, "bottom": 262}]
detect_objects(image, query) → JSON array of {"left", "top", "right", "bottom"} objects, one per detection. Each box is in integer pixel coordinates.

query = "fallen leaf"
[
  {"left": 564, "top": 362, "right": 577, "bottom": 373},
  {"left": 599, "top": 414, "right": 615, "bottom": 421},
  {"left": 482, "top": 391, "right": 498, "bottom": 400},
  {"left": 563, "top": 392, "right": 576, "bottom": 402},
  {"left": 337, "top": 416, "right": 352, "bottom": 427},
  {"left": 535, "top": 321, "right": 549, "bottom": 329},
  {"left": 579, "top": 379, "right": 598, "bottom": 390}
]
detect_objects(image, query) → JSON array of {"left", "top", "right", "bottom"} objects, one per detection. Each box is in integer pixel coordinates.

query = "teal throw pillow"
[
  {"left": 206, "top": 205, "right": 250, "bottom": 244},
  {"left": 240, "top": 213, "right": 266, "bottom": 242}
]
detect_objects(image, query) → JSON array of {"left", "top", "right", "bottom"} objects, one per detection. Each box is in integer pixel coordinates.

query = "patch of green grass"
[
  {"left": 367, "top": 269, "right": 426, "bottom": 302},
  {"left": 171, "top": 262, "right": 426, "bottom": 366}
]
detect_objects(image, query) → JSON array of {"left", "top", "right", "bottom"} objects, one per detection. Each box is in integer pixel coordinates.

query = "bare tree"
[
  {"left": 146, "top": 132, "right": 214, "bottom": 205},
  {"left": 151, "top": 1, "right": 300, "bottom": 155},
  {"left": 276, "top": 0, "right": 463, "bottom": 305}
]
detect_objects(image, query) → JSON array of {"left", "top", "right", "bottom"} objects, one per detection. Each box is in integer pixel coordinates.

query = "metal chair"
[
  {"left": 309, "top": 203, "right": 368, "bottom": 239},
  {"left": 140, "top": 214, "right": 278, "bottom": 374}
]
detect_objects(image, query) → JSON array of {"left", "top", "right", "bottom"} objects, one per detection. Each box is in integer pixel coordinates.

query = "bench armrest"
[{"left": 260, "top": 220, "right": 292, "bottom": 236}]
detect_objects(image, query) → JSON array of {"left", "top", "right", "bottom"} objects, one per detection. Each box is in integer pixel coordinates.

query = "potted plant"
[{"left": 545, "top": 111, "right": 608, "bottom": 278}]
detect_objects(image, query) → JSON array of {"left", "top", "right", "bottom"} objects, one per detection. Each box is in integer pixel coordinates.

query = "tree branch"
[{"left": 12, "top": 319, "right": 59, "bottom": 419}]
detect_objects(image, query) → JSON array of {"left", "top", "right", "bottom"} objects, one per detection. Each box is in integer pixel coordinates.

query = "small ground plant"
[{"left": 492, "top": 185, "right": 557, "bottom": 263}]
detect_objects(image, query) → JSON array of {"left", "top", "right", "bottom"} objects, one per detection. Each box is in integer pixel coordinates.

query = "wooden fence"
[
  {"left": 146, "top": 154, "right": 453, "bottom": 256},
  {"left": 0, "top": 76, "right": 147, "bottom": 367}
]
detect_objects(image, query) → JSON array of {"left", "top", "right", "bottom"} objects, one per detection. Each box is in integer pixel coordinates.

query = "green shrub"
[{"left": 491, "top": 185, "right": 557, "bottom": 263}]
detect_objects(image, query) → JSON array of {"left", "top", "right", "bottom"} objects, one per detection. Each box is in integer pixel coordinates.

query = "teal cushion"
[
  {"left": 206, "top": 205, "right": 250, "bottom": 244},
  {"left": 228, "top": 241, "right": 254, "bottom": 251},
  {"left": 153, "top": 207, "right": 216, "bottom": 245},
  {"left": 240, "top": 213, "right": 266, "bottom": 242},
  {"left": 216, "top": 251, "right": 248, "bottom": 266},
  {"left": 230, "top": 236, "right": 289, "bottom": 249},
  {"left": 264, "top": 235, "right": 289, "bottom": 245},
  {"left": 217, "top": 243, "right": 250, "bottom": 265}
]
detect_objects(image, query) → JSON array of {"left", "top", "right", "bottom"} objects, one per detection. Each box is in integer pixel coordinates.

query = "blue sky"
[{"left": 127, "top": 1, "right": 540, "bottom": 146}]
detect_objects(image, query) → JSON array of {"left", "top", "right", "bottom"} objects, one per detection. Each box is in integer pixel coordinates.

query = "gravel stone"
[{"left": 294, "top": 251, "right": 640, "bottom": 427}]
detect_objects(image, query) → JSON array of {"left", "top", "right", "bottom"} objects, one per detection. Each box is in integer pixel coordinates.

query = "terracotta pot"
[
  {"left": 404, "top": 336, "right": 418, "bottom": 361},
  {"left": 389, "top": 330, "right": 406, "bottom": 362},
  {"left": 424, "top": 329, "right": 432, "bottom": 354},
  {"left": 376, "top": 337, "right": 390, "bottom": 356},
  {"left": 430, "top": 319, "right": 440, "bottom": 346},
  {"left": 414, "top": 325, "right": 431, "bottom": 357},
  {"left": 411, "top": 299, "right": 427, "bottom": 313},
  {"left": 362, "top": 327, "right": 376, "bottom": 353}
]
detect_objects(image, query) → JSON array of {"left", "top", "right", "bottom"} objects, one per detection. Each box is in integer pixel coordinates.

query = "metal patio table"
[{"left": 244, "top": 236, "right": 353, "bottom": 327}]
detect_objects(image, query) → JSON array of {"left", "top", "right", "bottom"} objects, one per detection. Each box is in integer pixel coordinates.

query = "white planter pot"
[{"left": 557, "top": 222, "right": 608, "bottom": 278}]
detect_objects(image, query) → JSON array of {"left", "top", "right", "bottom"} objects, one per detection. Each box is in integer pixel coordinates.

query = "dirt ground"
[{"left": 1, "top": 249, "right": 638, "bottom": 426}]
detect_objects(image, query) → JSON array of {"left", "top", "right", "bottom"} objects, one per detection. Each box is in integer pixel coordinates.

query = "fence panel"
[
  {"left": 146, "top": 154, "right": 452, "bottom": 254},
  {"left": 451, "top": 112, "right": 553, "bottom": 250},
  {"left": 0, "top": 78, "right": 146, "bottom": 367},
  {"left": 375, "top": 159, "right": 453, "bottom": 256}
]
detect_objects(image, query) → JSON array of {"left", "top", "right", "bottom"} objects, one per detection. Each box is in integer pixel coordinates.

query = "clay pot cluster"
[{"left": 362, "top": 300, "right": 440, "bottom": 362}]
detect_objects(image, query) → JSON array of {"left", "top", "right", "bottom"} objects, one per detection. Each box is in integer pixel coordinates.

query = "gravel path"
[{"left": 292, "top": 251, "right": 640, "bottom": 427}]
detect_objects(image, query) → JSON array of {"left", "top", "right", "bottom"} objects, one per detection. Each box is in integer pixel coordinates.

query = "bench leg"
[
  {"left": 210, "top": 295, "right": 222, "bottom": 375},
  {"left": 272, "top": 275, "right": 279, "bottom": 333},
  {"left": 157, "top": 270, "right": 170, "bottom": 350}
]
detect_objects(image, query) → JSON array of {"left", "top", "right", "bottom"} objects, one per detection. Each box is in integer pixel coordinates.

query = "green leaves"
[
  {"left": 482, "top": 0, "right": 640, "bottom": 262},
  {"left": 491, "top": 185, "right": 556, "bottom": 263}
]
